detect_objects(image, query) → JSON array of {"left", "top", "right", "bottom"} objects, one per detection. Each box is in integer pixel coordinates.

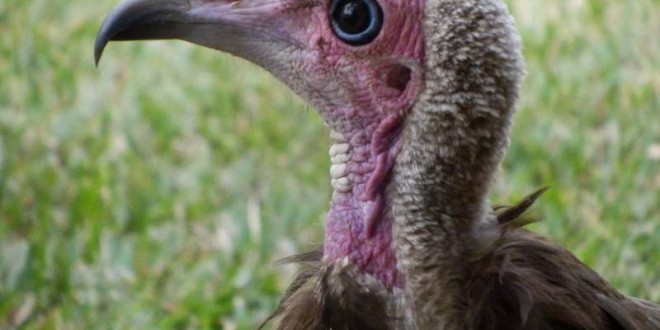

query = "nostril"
[{"left": 384, "top": 64, "right": 411, "bottom": 92}]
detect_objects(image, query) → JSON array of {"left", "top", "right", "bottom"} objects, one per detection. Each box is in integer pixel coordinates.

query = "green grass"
[{"left": 0, "top": 0, "right": 658, "bottom": 328}]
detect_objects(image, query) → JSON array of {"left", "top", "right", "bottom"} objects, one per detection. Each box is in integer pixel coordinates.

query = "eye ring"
[{"left": 329, "top": 0, "right": 383, "bottom": 46}]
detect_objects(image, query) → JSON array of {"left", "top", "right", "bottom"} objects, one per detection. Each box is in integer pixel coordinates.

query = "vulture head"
[{"left": 97, "top": 0, "right": 525, "bottom": 327}]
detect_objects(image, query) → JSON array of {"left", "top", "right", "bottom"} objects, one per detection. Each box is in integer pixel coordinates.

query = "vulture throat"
[
  {"left": 97, "top": 1, "right": 660, "bottom": 329},
  {"left": 95, "top": 0, "right": 431, "bottom": 289},
  {"left": 95, "top": 0, "right": 568, "bottom": 329}
]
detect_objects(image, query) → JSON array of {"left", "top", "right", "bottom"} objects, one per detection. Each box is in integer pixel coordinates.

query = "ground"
[{"left": 0, "top": 0, "right": 658, "bottom": 329}]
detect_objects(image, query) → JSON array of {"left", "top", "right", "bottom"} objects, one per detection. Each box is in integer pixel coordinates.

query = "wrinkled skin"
[
  {"left": 96, "top": 0, "right": 660, "bottom": 329},
  {"left": 97, "top": 0, "right": 426, "bottom": 288}
]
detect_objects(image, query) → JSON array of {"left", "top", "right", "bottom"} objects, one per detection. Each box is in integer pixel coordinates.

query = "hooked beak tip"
[
  {"left": 94, "top": 38, "right": 107, "bottom": 67},
  {"left": 94, "top": 8, "right": 115, "bottom": 67},
  {"left": 93, "top": 0, "right": 187, "bottom": 66}
]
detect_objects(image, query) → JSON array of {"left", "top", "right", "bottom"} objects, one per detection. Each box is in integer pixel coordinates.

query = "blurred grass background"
[{"left": 0, "top": 0, "right": 658, "bottom": 328}]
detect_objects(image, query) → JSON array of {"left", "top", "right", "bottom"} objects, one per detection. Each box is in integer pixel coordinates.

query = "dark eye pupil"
[
  {"left": 336, "top": 2, "right": 369, "bottom": 34},
  {"left": 329, "top": 0, "right": 383, "bottom": 46}
]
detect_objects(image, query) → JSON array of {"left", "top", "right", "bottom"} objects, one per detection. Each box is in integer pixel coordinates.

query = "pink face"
[
  {"left": 244, "top": 0, "right": 427, "bottom": 287},
  {"left": 97, "top": 0, "right": 427, "bottom": 288},
  {"left": 185, "top": 0, "right": 426, "bottom": 130}
]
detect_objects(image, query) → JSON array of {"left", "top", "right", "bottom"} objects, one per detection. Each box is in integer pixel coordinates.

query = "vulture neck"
[
  {"left": 391, "top": 0, "right": 524, "bottom": 325},
  {"left": 323, "top": 112, "right": 405, "bottom": 289}
]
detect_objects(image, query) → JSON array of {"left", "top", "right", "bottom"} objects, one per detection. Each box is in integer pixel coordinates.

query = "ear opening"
[
  {"left": 373, "top": 61, "right": 422, "bottom": 112},
  {"left": 384, "top": 64, "right": 412, "bottom": 92}
]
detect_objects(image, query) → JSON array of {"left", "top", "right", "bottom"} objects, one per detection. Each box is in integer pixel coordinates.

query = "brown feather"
[
  {"left": 262, "top": 254, "right": 407, "bottom": 329},
  {"left": 318, "top": 264, "right": 393, "bottom": 330},
  {"left": 264, "top": 191, "right": 660, "bottom": 330},
  {"left": 463, "top": 199, "right": 660, "bottom": 330},
  {"left": 494, "top": 186, "right": 550, "bottom": 227},
  {"left": 259, "top": 249, "right": 323, "bottom": 330}
]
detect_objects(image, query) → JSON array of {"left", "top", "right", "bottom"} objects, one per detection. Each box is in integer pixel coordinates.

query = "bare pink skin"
[
  {"left": 289, "top": 0, "right": 425, "bottom": 289},
  {"left": 191, "top": 0, "right": 426, "bottom": 288},
  {"left": 313, "top": 0, "right": 425, "bottom": 288},
  {"left": 325, "top": 113, "right": 405, "bottom": 287}
]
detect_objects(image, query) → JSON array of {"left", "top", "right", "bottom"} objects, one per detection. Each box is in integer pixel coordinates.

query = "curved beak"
[
  {"left": 94, "top": 0, "right": 304, "bottom": 66},
  {"left": 95, "top": 0, "right": 192, "bottom": 65}
]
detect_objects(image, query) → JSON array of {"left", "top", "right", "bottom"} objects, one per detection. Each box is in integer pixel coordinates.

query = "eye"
[{"left": 329, "top": 0, "right": 383, "bottom": 46}]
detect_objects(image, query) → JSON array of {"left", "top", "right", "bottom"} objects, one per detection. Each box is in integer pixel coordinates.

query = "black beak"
[
  {"left": 95, "top": 0, "right": 302, "bottom": 81},
  {"left": 94, "top": 0, "right": 189, "bottom": 66}
]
